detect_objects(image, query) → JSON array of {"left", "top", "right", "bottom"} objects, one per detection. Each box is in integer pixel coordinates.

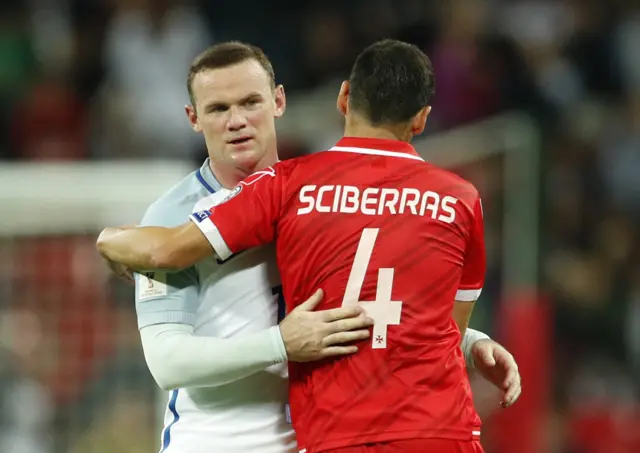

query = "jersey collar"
[
  {"left": 197, "top": 158, "right": 224, "bottom": 194},
  {"left": 329, "top": 137, "right": 424, "bottom": 161}
]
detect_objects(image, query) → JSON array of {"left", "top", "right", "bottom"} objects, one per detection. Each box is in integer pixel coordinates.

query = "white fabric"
[
  {"left": 136, "top": 170, "right": 296, "bottom": 452},
  {"left": 455, "top": 288, "right": 483, "bottom": 301},
  {"left": 461, "top": 328, "right": 491, "bottom": 369},
  {"left": 140, "top": 323, "right": 287, "bottom": 390},
  {"left": 190, "top": 215, "right": 233, "bottom": 260}
]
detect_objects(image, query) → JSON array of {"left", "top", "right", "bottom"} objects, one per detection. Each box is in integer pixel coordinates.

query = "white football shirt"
[{"left": 136, "top": 159, "right": 294, "bottom": 453}]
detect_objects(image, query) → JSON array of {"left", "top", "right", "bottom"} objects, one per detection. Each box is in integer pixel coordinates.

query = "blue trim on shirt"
[
  {"left": 160, "top": 389, "right": 180, "bottom": 452},
  {"left": 196, "top": 169, "right": 216, "bottom": 194},
  {"left": 272, "top": 285, "right": 286, "bottom": 323}
]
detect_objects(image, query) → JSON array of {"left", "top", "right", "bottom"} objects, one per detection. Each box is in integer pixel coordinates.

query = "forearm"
[
  {"left": 140, "top": 323, "right": 288, "bottom": 390},
  {"left": 97, "top": 223, "right": 211, "bottom": 271},
  {"left": 461, "top": 328, "right": 490, "bottom": 369}
]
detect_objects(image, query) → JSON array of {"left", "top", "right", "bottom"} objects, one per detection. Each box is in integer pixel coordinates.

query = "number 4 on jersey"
[{"left": 342, "top": 228, "right": 402, "bottom": 349}]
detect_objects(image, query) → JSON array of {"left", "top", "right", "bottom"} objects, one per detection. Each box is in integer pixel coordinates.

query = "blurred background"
[{"left": 0, "top": 0, "right": 639, "bottom": 452}]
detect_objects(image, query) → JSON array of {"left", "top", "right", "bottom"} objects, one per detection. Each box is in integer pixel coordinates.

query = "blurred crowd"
[{"left": 0, "top": 0, "right": 639, "bottom": 452}]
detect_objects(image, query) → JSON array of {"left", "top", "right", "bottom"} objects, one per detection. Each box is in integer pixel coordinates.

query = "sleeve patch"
[
  {"left": 191, "top": 210, "right": 210, "bottom": 223},
  {"left": 138, "top": 272, "right": 168, "bottom": 300}
]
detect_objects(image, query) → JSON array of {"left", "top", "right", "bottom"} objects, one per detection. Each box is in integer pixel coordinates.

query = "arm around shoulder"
[{"left": 97, "top": 222, "right": 213, "bottom": 272}]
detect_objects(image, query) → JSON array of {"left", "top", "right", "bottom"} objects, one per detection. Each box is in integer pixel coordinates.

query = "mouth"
[{"left": 227, "top": 137, "right": 253, "bottom": 146}]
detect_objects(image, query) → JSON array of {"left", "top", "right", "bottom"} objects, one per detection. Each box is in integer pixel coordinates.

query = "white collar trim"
[{"left": 329, "top": 146, "right": 424, "bottom": 161}]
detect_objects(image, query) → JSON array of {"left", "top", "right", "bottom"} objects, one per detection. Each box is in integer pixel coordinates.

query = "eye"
[
  {"left": 245, "top": 98, "right": 261, "bottom": 107},
  {"left": 206, "top": 104, "right": 228, "bottom": 114}
]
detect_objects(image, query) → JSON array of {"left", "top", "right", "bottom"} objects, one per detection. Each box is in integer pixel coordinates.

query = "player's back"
[{"left": 276, "top": 138, "right": 484, "bottom": 452}]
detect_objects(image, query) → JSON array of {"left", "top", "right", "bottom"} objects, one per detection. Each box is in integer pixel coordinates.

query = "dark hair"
[
  {"left": 187, "top": 41, "right": 276, "bottom": 107},
  {"left": 348, "top": 39, "right": 436, "bottom": 125}
]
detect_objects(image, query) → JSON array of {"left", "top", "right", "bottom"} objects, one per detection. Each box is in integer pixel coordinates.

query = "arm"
[
  {"left": 453, "top": 301, "right": 476, "bottom": 342},
  {"left": 461, "top": 327, "right": 490, "bottom": 368},
  {"left": 97, "top": 222, "right": 212, "bottom": 272},
  {"left": 190, "top": 166, "right": 284, "bottom": 259},
  {"left": 141, "top": 323, "right": 287, "bottom": 390},
  {"left": 136, "top": 266, "right": 288, "bottom": 390},
  {"left": 130, "top": 200, "right": 288, "bottom": 390},
  {"left": 453, "top": 196, "right": 486, "bottom": 342},
  {"left": 128, "top": 188, "right": 372, "bottom": 390},
  {"left": 96, "top": 166, "right": 284, "bottom": 271},
  {"left": 143, "top": 291, "right": 374, "bottom": 390}
]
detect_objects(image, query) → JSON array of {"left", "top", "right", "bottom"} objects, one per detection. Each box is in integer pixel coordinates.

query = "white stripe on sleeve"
[{"left": 455, "top": 288, "right": 482, "bottom": 302}]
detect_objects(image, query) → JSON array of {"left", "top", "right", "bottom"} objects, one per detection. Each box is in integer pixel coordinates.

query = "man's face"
[{"left": 187, "top": 59, "right": 285, "bottom": 173}]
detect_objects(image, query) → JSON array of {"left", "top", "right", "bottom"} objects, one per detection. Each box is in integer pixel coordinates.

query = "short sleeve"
[
  {"left": 456, "top": 196, "right": 486, "bottom": 302},
  {"left": 190, "top": 166, "right": 285, "bottom": 260},
  {"left": 135, "top": 269, "right": 199, "bottom": 328},
  {"left": 135, "top": 201, "right": 200, "bottom": 329}
]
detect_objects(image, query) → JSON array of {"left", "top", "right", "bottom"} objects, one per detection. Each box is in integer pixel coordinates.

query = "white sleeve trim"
[
  {"left": 140, "top": 323, "right": 287, "bottom": 390},
  {"left": 189, "top": 215, "right": 233, "bottom": 261},
  {"left": 455, "top": 288, "right": 482, "bottom": 301}
]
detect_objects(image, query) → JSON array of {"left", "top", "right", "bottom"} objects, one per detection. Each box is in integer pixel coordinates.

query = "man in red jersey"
[{"left": 99, "top": 39, "right": 490, "bottom": 453}]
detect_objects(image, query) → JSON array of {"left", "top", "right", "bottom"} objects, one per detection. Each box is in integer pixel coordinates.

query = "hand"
[
  {"left": 279, "top": 289, "right": 374, "bottom": 362},
  {"left": 471, "top": 339, "right": 521, "bottom": 407},
  {"left": 97, "top": 225, "right": 137, "bottom": 284}
]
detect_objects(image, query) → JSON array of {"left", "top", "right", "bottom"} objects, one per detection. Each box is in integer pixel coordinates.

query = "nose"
[{"left": 226, "top": 106, "right": 247, "bottom": 131}]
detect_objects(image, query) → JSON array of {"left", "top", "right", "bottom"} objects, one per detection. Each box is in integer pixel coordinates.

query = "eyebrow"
[{"left": 203, "top": 92, "right": 264, "bottom": 112}]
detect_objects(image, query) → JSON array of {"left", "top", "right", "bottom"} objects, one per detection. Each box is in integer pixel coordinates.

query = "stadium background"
[{"left": 0, "top": 0, "right": 638, "bottom": 452}]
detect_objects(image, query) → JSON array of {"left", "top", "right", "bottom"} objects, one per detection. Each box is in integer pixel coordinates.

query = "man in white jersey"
[{"left": 98, "top": 42, "right": 521, "bottom": 453}]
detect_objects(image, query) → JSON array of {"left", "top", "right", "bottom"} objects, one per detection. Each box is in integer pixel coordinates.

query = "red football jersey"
[{"left": 191, "top": 137, "right": 486, "bottom": 452}]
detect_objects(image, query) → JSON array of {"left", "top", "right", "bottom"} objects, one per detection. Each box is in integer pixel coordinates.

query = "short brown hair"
[{"left": 187, "top": 41, "right": 276, "bottom": 107}]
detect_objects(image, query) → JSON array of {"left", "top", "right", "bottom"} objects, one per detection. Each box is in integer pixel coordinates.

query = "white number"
[{"left": 342, "top": 228, "right": 402, "bottom": 349}]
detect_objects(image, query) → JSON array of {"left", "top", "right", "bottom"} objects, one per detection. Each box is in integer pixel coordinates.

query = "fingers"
[
  {"left": 501, "top": 370, "right": 522, "bottom": 407},
  {"left": 503, "top": 386, "right": 521, "bottom": 407},
  {"left": 108, "top": 261, "right": 135, "bottom": 284},
  {"left": 502, "top": 383, "right": 521, "bottom": 407},
  {"left": 292, "top": 289, "right": 368, "bottom": 322},
  {"left": 323, "top": 329, "right": 371, "bottom": 347},
  {"left": 502, "top": 367, "right": 519, "bottom": 390},
  {"left": 295, "top": 289, "right": 324, "bottom": 311},
  {"left": 319, "top": 305, "right": 365, "bottom": 322},
  {"left": 326, "top": 315, "right": 374, "bottom": 333},
  {"left": 319, "top": 345, "right": 359, "bottom": 358},
  {"left": 121, "top": 269, "right": 135, "bottom": 284}
]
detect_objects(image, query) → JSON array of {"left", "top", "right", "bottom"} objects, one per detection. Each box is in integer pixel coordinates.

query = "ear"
[
  {"left": 336, "top": 81, "right": 350, "bottom": 117},
  {"left": 410, "top": 106, "right": 431, "bottom": 137},
  {"left": 185, "top": 105, "right": 202, "bottom": 132},
  {"left": 274, "top": 84, "right": 286, "bottom": 119}
]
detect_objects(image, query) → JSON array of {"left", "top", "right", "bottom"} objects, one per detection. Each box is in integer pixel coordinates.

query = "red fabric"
[
  {"left": 201, "top": 136, "right": 487, "bottom": 452},
  {"left": 322, "top": 438, "right": 485, "bottom": 453}
]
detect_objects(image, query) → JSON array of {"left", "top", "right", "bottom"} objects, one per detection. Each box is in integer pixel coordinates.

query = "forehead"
[{"left": 191, "top": 59, "right": 272, "bottom": 106}]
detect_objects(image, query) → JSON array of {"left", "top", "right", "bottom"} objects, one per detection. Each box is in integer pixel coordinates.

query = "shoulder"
[
  {"left": 423, "top": 163, "right": 480, "bottom": 201},
  {"left": 239, "top": 161, "right": 299, "bottom": 186},
  {"left": 269, "top": 152, "right": 335, "bottom": 180},
  {"left": 141, "top": 169, "right": 212, "bottom": 227}
]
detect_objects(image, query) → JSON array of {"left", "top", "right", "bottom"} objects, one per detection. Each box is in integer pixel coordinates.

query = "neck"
[
  {"left": 209, "top": 161, "right": 252, "bottom": 189},
  {"left": 344, "top": 117, "right": 412, "bottom": 142},
  {"left": 208, "top": 150, "right": 278, "bottom": 189}
]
